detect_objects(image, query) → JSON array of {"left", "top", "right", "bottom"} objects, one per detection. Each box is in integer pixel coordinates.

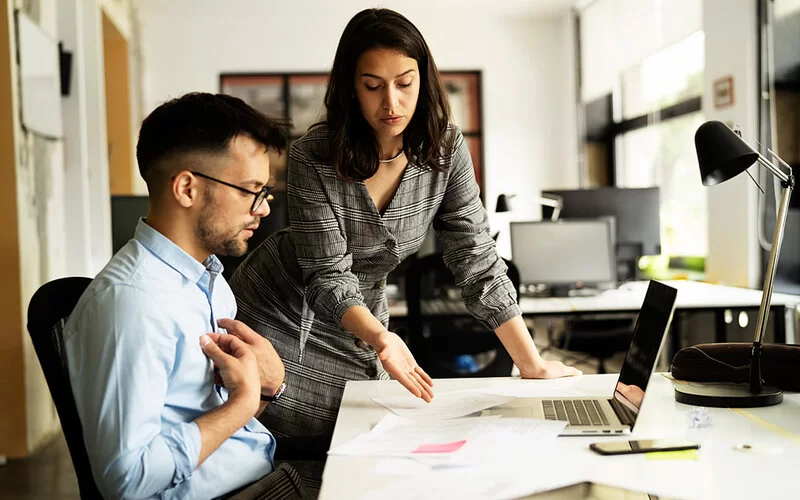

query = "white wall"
[
  {"left": 702, "top": 0, "right": 761, "bottom": 288},
  {"left": 1, "top": 0, "right": 127, "bottom": 457},
  {"left": 134, "top": 1, "right": 580, "bottom": 256},
  {"left": 12, "top": 0, "right": 66, "bottom": 454}
]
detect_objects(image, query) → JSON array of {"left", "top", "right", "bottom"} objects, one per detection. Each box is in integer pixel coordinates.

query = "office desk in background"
[
  {"left": 389, "top": 280, "right": 800, "bottom": 353},
  {"left": 320, "top": 375, "right": 800, "bottom": 499}
]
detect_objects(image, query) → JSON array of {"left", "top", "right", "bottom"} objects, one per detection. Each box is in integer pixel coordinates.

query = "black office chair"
[
  {"left": 551, "top": 317, "right": 635, "bottom": 374},
  {"left": 404, "top": 253, "right": 519, "bottom": 378},
  {"left": 28, "top": 278, "right": 307, "bottom": 500},
  {"left": 27, "top": 277, "right": 103, "bottom": 500}
]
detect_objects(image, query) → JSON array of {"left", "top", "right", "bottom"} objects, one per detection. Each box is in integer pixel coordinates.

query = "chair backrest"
[
  {"left": 404, "top": 253, "right": 520, "bottom": 377},
  {"left": 27, "top": 277, "right": 103, "bottom": 499}
]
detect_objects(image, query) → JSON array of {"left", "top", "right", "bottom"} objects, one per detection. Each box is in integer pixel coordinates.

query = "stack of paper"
[
  {"left": 329, "top": 394, "right": 567, "bottom": 467},
  {"left": 372, "top": 390, "right": 514, "bottom": 420}
]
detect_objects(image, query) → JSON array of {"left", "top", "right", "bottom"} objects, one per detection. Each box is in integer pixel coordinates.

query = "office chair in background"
[
  {"left": 546, "top": 316, "right": 635, "bottom": 374},
  {"left": 404, "top": 253, "right": 519, "bottom": 378},
  {"left": 27, "top": 277, "right": 103, "bottom": 499}
]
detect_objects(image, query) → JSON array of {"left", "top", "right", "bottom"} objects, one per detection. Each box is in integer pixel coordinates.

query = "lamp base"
[{"left": 674, "top": 381, "right": 783, "bottom": 408}]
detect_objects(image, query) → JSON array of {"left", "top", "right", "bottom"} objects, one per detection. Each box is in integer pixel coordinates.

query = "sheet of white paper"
[
  {"left": 373, "top": 458, "right": 431, "bottom": 476},
  {"left": 333, "top": 411, "right": 567, "bottom": 472},
  {"left": 411, "top": 418, "right": 567, "bottom": 468},
  {"left": 373, "top": 390, "right": 513, "bottom": 420},
  {"left": 358, "top": 465, "right": 589, "bottom": 500},
  {"left": 329, "top": 414, "right": 500, "bottom": 458},
  {"left": 476, "top": 377, "right": 586, "bottom": 398}
]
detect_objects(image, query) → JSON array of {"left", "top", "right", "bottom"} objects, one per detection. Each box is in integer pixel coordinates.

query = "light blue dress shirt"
[{"left": 65, "top": 220, "right": 275, "bottom": 499}]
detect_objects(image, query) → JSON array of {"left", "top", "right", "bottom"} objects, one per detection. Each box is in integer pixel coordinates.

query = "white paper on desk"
[
  {"left": 359, "top": 464, "right": 588, "bottom": 500},
  {"left": 412, "top": 418, "right": 567, "bottom": 468},
  {"left": 373, "top": 390, "right": 512, "bottom": 420},
  {"left": 356, "top": 415, "right": 567, "bottom": 471},
  {"left": 329, "top": 414, "right": 499, "bottom": 458},
  {"left": 476, "top": 377, "right": 585, "bottom": 398},
  {"left": 373, "top": 457, "right": 432, "bottom": 476}
]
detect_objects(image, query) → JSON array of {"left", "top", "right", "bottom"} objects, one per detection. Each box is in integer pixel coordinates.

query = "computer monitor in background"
[
  {"left": 111, "top": 195, "right": 149, "bottom": 254},
  {"left": 541, "top": 187, "right": 660, "bottom": 255},
  {"left": 542, "top": 187, "right": 661, "bottom": 281},
  {"left": 510, "top": 218, "right": 616, "bottom": 296},
  {"left": 110, "top": 194, "right": 289, "bottom": 279}
]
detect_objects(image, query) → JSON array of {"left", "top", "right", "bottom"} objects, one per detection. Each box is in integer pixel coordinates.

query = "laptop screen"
[{"left": 613, "top": 281, "right": 678, "bottom": 414}]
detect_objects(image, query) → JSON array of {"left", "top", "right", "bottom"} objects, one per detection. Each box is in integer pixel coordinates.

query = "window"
[
  {"left": 615, "top": 32, "right": 706, "bottom": 257},
  {"left": 618, "top": 112, "right": 707, "bottom": 256},
  {"left": 621, "top": 32, "right": 705, "bottom": 120}
]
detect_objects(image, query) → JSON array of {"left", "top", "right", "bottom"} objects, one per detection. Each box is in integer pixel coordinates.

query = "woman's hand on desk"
[
  {"left": 520, "top": 359, "right": 582, "bottom": 379},
  {"left": 374, "top": 331, "right": 435, "bottom": 402}
]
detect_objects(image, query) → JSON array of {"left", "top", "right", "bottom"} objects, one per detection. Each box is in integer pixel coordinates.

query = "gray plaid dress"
[{"left": 229, "top": 125, "right": 520, "bottom": 483}]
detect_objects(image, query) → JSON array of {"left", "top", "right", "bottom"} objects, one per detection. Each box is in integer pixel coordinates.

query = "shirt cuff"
[
  {"left": 334, "top": 297, "right": 368, "bottom": 324},
  {"left": 160, "top": 421, "right": 201, "bottom": 485},
  {"left": 481, "top": 303, "right": 522, "bottom": 330}
]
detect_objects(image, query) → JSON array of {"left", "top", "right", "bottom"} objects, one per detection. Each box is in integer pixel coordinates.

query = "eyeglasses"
[{"left": 191, "top": 171, "right": 273, "bottom": 213}]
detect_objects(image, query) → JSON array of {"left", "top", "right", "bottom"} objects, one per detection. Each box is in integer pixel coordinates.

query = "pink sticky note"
[{"left": 412, "top": 440, "right": 467, "bottom": 454}]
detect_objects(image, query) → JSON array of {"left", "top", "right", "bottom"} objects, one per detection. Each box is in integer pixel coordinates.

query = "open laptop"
[{"left": 483, "top": 280, "right": 678, "bottom": 436}]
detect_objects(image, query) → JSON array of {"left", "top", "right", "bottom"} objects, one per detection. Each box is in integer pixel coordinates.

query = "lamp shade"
[
  {"left": 695, "top": 120, "right": 759, "bottom": 186},
  {"left": 495, "top": 194, "right": 512, "bottom": 213}
]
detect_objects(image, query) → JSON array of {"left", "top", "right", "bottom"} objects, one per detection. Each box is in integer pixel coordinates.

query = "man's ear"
[{"left": 172, "top": 170, "right": 199, "bottom": 208}]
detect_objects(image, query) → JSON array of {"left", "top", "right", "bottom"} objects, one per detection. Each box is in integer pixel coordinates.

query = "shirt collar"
[{"left": 134, "top": 219, "right": 223, "bottom": 283}]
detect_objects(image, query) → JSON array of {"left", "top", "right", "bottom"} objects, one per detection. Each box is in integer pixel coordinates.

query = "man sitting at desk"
[{"left": 64, "top": 93, "right": 301, "bottom": 499}]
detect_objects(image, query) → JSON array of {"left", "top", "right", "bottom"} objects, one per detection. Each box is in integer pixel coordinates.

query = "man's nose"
[{"left": 253, "top": 198, "right": 271, "bottom": 217}]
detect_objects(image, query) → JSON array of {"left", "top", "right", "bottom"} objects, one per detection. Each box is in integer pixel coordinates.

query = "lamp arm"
[
  {"left": 552, "top": 204, "right": 562, "bottom": 222},
  {"left": 756, "top": 154, "right": 791, "bottom": 184},
  {"left": 750, "top": 174, "right": 794, "bottom": 394},
  {"left": 532, "top": 195, "right": 564, "bottom": 222}
]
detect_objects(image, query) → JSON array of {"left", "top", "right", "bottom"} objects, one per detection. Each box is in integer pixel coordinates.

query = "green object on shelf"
[{"left": 638, "top": 255, "right": 705, "bottom": 280}]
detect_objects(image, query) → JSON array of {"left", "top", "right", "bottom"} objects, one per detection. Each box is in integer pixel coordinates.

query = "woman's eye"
[
  {"left": 365, "top": 84, "right": 380, "bottom": 91},
  {"left": 398, "top": 82, "right": 412, "bottom": 88}
]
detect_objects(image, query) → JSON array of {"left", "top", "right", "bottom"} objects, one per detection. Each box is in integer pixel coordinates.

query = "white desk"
[
  {"left": 320, "top": 375, "right": 800, "bottom": 499},
  {"left": 389, "top": 280, "right": 800, "bottom": 344}
]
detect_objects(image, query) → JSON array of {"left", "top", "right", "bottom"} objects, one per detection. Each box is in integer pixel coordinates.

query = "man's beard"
[{"left": 197, "top": 191, "right": 254, "bottom": 257}]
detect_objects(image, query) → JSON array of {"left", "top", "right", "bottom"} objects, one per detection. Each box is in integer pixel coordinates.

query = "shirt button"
[
  {"left": 366, "top": 366, "right": 378, "bottom": 378},
  {"left": 354, "top": 339, "right": 368, "bottom": 349}
]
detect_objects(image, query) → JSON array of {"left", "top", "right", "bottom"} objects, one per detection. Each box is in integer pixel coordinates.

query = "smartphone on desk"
[{"left": 589, "top": 439, "right": 699, "bottom": 456}]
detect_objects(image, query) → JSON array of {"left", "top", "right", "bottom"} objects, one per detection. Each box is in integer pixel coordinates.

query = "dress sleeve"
[
  {"left": 433, "top": 129, "right": 521, "bottom": 329},
  {"left": 287, "top": 139, "right": 366, "bottom": 324}
]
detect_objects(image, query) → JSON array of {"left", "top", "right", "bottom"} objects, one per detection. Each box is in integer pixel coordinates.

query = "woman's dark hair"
[
  {"left": 319, "top": 8, "right": 453, "bottom": 181},
  {"left": 137, "top": 92, "right": 290, "bottom": 187}
]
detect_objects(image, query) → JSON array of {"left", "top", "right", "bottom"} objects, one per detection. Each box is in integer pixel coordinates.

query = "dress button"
[
  {"left": 366, "top": 366, "right": 378, "bottom": 378},
  {"left": 354, "top": 339, "right": 368, "bottom": 349}
]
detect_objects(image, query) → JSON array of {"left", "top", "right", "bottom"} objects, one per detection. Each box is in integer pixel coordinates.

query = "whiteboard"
[{"left": 18, "top": 11, "right": 63, "bottom": 138}]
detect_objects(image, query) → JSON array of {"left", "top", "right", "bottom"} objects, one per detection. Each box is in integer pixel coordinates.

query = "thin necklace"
[{"left": 379, "top": 150, "right": 405, "bottom": 163}]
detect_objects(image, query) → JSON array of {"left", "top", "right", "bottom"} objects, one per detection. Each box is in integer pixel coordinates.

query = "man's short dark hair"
[{"left": 136, "top": 92, "right": 290, "bottom": 185}]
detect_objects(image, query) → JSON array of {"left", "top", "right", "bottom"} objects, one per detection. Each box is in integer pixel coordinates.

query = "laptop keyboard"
[{"left": 542, "top": 400, "right": 610, "bottom": 426}]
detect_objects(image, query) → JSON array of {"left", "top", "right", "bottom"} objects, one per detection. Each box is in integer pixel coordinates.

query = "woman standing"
[{"left": 230, "top": 8, "right": 580, "bottom": 490}]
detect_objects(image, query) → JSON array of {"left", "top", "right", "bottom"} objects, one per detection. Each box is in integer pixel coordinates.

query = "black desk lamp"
[
  {"left": 673, "top": 120, "right": 794, "bottom": 407},
  {"left": 495, "top": 193, "right": 563, "bottom": 221}
]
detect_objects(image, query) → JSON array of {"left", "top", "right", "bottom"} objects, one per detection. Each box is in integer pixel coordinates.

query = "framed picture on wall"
[
  {"left": 287, "top": 74, "right": 328, "bottom": 137},
  {"left": 441, "top": 71, "right": 482, "bottom": 193},
  {"left": 713, "top": 75, "right": 734, "bottom": 109},
  {"left": 220, "top": 74, "right": 285, "bottom": 119}
]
